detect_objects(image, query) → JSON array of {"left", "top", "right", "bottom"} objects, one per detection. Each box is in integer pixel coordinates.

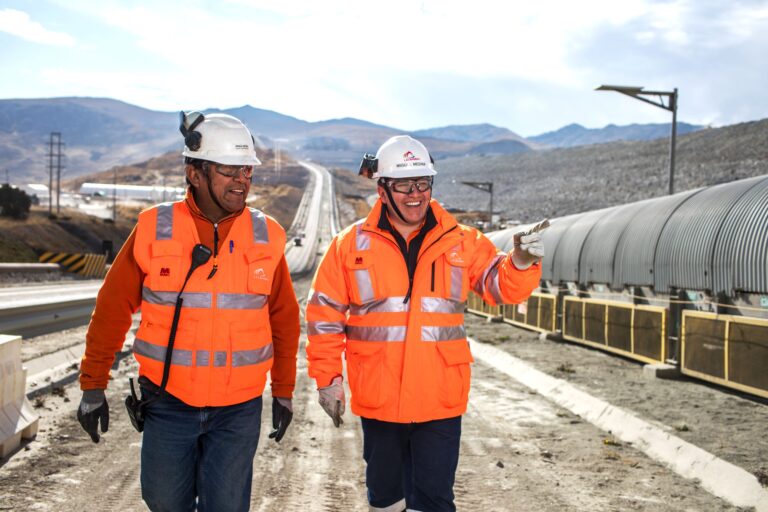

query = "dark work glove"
[
  {"left": 77, "top": 389, "right": 109, "bottom": 443},
  {"left": 269, "top": 397, "right": 293, "bottom": 443}
]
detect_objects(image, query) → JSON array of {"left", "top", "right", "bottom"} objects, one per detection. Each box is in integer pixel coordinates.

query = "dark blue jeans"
[
  {"left": 140, "top": 391, "right": 263, "bottom": 512},
  {"left": 361, "top": 416, "right": 462, "bottom": 512}
]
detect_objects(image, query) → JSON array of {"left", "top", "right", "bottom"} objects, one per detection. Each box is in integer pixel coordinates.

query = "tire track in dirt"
[
  {"left": 456, "top": 355, "right": 742, "bottom": 511},
  {"left": 250, "top": 334, "right": 367, "bottom": 511}
]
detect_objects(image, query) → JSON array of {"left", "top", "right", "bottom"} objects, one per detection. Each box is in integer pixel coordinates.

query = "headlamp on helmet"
[{"left": 358, "top": 153, "right": 378, "bottom": 179}]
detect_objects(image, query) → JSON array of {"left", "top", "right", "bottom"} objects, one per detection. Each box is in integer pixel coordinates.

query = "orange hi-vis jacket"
[
  {"left": 306, "top": 199, "right": 542, "bottom": 423},
  {"left": 131, "top": 200, "right": 288, "bottom": 407}
]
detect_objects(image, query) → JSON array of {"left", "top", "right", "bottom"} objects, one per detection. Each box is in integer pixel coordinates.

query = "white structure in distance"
[{"left": 79, "top": 183, "right": 185, "bottom": 202}]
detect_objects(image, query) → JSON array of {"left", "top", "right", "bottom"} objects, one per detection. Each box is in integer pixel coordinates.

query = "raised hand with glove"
[
  {"left": 318, "top": 376, "right": 345, "bottom": 427},
  {"left": 268, "top": 397, "right": 293, "bottom": 442},
  {"left": 77, "top": 389, "right": 109, "bottom": 443},
  {"left": 511, "top": 219, "right": 548, "bottom": 270}
]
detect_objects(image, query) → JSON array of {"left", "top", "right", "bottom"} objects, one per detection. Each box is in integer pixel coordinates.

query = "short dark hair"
[{"left": 184, "top": 156, "right": 206, "bottom": 170}]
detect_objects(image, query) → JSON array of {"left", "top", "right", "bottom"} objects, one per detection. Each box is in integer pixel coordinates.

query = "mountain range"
[
  {"left": 1, "top": 97, "right": 703, "bottom": 183},
  {"left": 529, "top": 122, "right": 704, "bottom": 147}
]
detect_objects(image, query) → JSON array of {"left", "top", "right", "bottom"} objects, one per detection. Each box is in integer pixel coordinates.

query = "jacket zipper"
[
  {"left": 208, "top": 223, "right": 219, "bottom": 279},
  {"left": 366, "top": 225, "right": 458, "bottom": 302}
]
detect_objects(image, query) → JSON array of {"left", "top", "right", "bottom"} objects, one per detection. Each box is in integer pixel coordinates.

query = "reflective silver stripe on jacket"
[
  {"left": 249, "top": 208, "right": 269, "bottom": 244},
  {"left": 217, "top": 293, "right": 268, "bottom": 310},
  {"left": 355, "top": 222, "right": 370, "bottom": 250},
  {"left": 354, "top": 223, "right": 375, "bottom": 302},
  {"left": 134, "top": 338, "right": 272, "bottom": 367},
  {"left": 307, "top": 289, "right": 349, "bottom": 314},
  {"left": 308, "top": 321, "right": 346, "bottom": 336},
  {"left": 134, "top": 338, "right": 195, "bottom": 366},
  {"left": 346, "top": 325, "right": 406, "bottom": 342},
  {"left": 155, "top": 203, "right": 174, "bottom": 240},
  {"left": 142, "top": 288, "right": 267, "bottom": 310},
  {"left": 420, "top": 297, "right": 465, "bottom": 314},
  {"left": 447, "top": 244, "right": 464, "bottom": 301},
  {"left": 350, "top": 297, "right": 409, "bottom": 315},
  {"left": 232, "top": 344, "right": 273, "bottom": 367},
  {"left": 472, "top": 254, "right": 505, "bottom": 304},
  {"left": 142, "top": 287, "right": 212, "bottom": 308},
  {"left": 421, "top": 325, "right": 466, "bottom": 342},
  {"left": 196, "top": 350, "right": 227, "bottom": 367}
]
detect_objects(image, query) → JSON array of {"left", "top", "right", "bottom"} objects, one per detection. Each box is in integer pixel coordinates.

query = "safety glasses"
[
  {"left": 204, "top": 162, "right": 254, "bottom": 180},
  {"left": 387, "top": 177, "right": 433, "bottom": 194}
]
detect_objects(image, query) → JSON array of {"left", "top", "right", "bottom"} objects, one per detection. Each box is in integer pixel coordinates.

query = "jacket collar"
[
  {"left": 184, "top": 187, "right": 243, "bottom": 224},
  {"left": 362, "top": 198, "right": 458, "bottom": 236}
]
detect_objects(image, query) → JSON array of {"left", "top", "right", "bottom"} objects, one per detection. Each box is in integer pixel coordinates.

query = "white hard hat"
[
  {"left": 180, "top": 112, "right": 261, "bottom": 166},
  {"left": 361, "top": 135, "right": 437, "bottom": 179}
]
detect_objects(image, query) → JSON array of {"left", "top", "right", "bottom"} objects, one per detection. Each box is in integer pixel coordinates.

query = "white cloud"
[
  {"left": 69, "top": 0, "right": 657, "bottom": 86},
  {"left": 16, "top": 0, "right": 768, "bottom": 132},
  {"left": 0, "top": 8, "right": 75, "bottom": 47}
]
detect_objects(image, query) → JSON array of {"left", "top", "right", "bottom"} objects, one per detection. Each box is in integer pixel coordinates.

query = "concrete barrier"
[{"left": 0, "top": 334, "right": 39, "bottom": 458}]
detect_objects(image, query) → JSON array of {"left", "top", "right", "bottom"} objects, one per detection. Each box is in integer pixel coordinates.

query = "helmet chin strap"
[{"left": 383, "top": 186, "right": 408, "bottom": 223}]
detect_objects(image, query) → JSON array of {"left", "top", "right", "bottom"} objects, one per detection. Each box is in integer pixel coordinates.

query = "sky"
[{"left": 1, "top": 0, "right": 767, "bottom": 136}]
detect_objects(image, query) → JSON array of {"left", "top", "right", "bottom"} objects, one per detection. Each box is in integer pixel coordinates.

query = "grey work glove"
[
  {"left": 269, "top": 397, "right": 293, "bottom": 443},
  {"left": 511, "top": 232, "right": 545, "bottom": 270},
  {"left": 318, "top": 376, "right": 345, "bottom": 427},
  {"left": 77, "top": 389, "right": 109, "bottom": 443}
]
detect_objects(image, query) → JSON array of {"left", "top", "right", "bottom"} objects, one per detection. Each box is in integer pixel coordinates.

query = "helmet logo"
[
  {"left": 234, "top": 144, "right": 250, "bottom": 150},
  {"left": 403, "top": 151, "right": 420, "bottom": 162}
]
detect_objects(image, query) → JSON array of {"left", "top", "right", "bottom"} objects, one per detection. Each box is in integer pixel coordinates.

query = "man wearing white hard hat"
[
  {"left": 77, "top": 111, "right": 299, "bottom": 511},
  {"left": 306, "top": 135, "right": 544, "bottom": 511}
]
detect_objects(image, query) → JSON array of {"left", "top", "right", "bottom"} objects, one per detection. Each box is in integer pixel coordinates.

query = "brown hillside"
[
  {"left": 2, "top": 149, "right": 309, "bottom": 262},
  {"left": 0, "top": 208, "right": 134, "bottom": 262},
  {"left": 330, "top": 168, "right": 377, "bottom": 227}
]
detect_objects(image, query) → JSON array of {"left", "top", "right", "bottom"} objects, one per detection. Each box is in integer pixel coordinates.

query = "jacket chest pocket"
[
  {"left": 149, "top": 240, "right": 185, "bottom": 290},
  {"left": 344, "top": 251, "right": 377, "bottom": 305},
  {"left": 245, "top": 246, "right": 274, "bottom": 295},
  {"left": 443, "top": 247, "right": 469, "bottom": 301}
]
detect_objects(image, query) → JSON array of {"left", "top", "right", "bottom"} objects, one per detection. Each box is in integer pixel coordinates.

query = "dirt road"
[{"left": 1, "top": 274, "right": 765, "bottom": 511}]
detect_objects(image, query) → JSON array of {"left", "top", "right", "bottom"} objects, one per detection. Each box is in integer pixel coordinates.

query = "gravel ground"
[
  {"left": 464, "top": 312, "right": 768, "bottom": 489},
  {"left": 1, "top": 276, "right": 766, "bottom": 510}
]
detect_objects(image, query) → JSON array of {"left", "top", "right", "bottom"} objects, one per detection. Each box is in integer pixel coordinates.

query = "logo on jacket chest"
[
  {"left": 159, "top": 267, "right": 171, "bottom": 277},
  {"left": 253, "top": 268, "right": 269, "bottom": 281},
  {"left": 355, "top": 256, "right": 364, "bottom": 265}
]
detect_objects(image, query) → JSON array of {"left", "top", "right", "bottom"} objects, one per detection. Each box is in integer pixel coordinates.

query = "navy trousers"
[{"left": 361, "top": 416, "right": 462, "bottom": 512}]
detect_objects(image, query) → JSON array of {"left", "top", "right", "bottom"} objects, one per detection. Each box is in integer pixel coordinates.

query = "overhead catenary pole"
[
  {"left": 596, "top": 85, "right": 679, "bottom": 195},
  {"left": 48, "top": 133, "right": 54, "bottom": 216},
  {"left": 56, "top": 135, "right": 63, "bottom": 215}
]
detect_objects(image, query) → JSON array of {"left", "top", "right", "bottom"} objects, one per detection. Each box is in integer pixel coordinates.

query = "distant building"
[
  {"left": 79, "top": 183, "right": 185, "bottom": 202},
  {"left": 20, "top": 183, "right": 50, "bottom": 205}
]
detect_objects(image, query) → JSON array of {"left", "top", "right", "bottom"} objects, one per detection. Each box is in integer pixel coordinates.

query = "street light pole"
[
  {"left": 668, "top": 89, "right": 678, "bottom": 196},
  {"left": 460, "top": 181, "right": 494, "bottom": 231},
  {"left": 596, "top": 85, "right": 678, "bottom": 195}
]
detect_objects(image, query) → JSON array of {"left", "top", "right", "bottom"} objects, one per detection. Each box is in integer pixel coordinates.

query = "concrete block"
[
  {"left": 643, "top": 363, "right": 681, "bottom": 380},
  {"left": 0, "top": 335, "right": 40, "bottom": 458}
]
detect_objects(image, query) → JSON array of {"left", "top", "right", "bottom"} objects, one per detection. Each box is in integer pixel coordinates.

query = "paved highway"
[{"left": 0, "top": 162, "right": 337, "bottom": 336}]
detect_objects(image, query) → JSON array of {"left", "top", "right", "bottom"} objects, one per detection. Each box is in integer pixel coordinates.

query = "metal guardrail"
[
  {"left": 0, "top": 292, "right": 99, "bottom": 338},
  {"left": 0, "top": 263, "right": 60, "bottom": 274}
]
